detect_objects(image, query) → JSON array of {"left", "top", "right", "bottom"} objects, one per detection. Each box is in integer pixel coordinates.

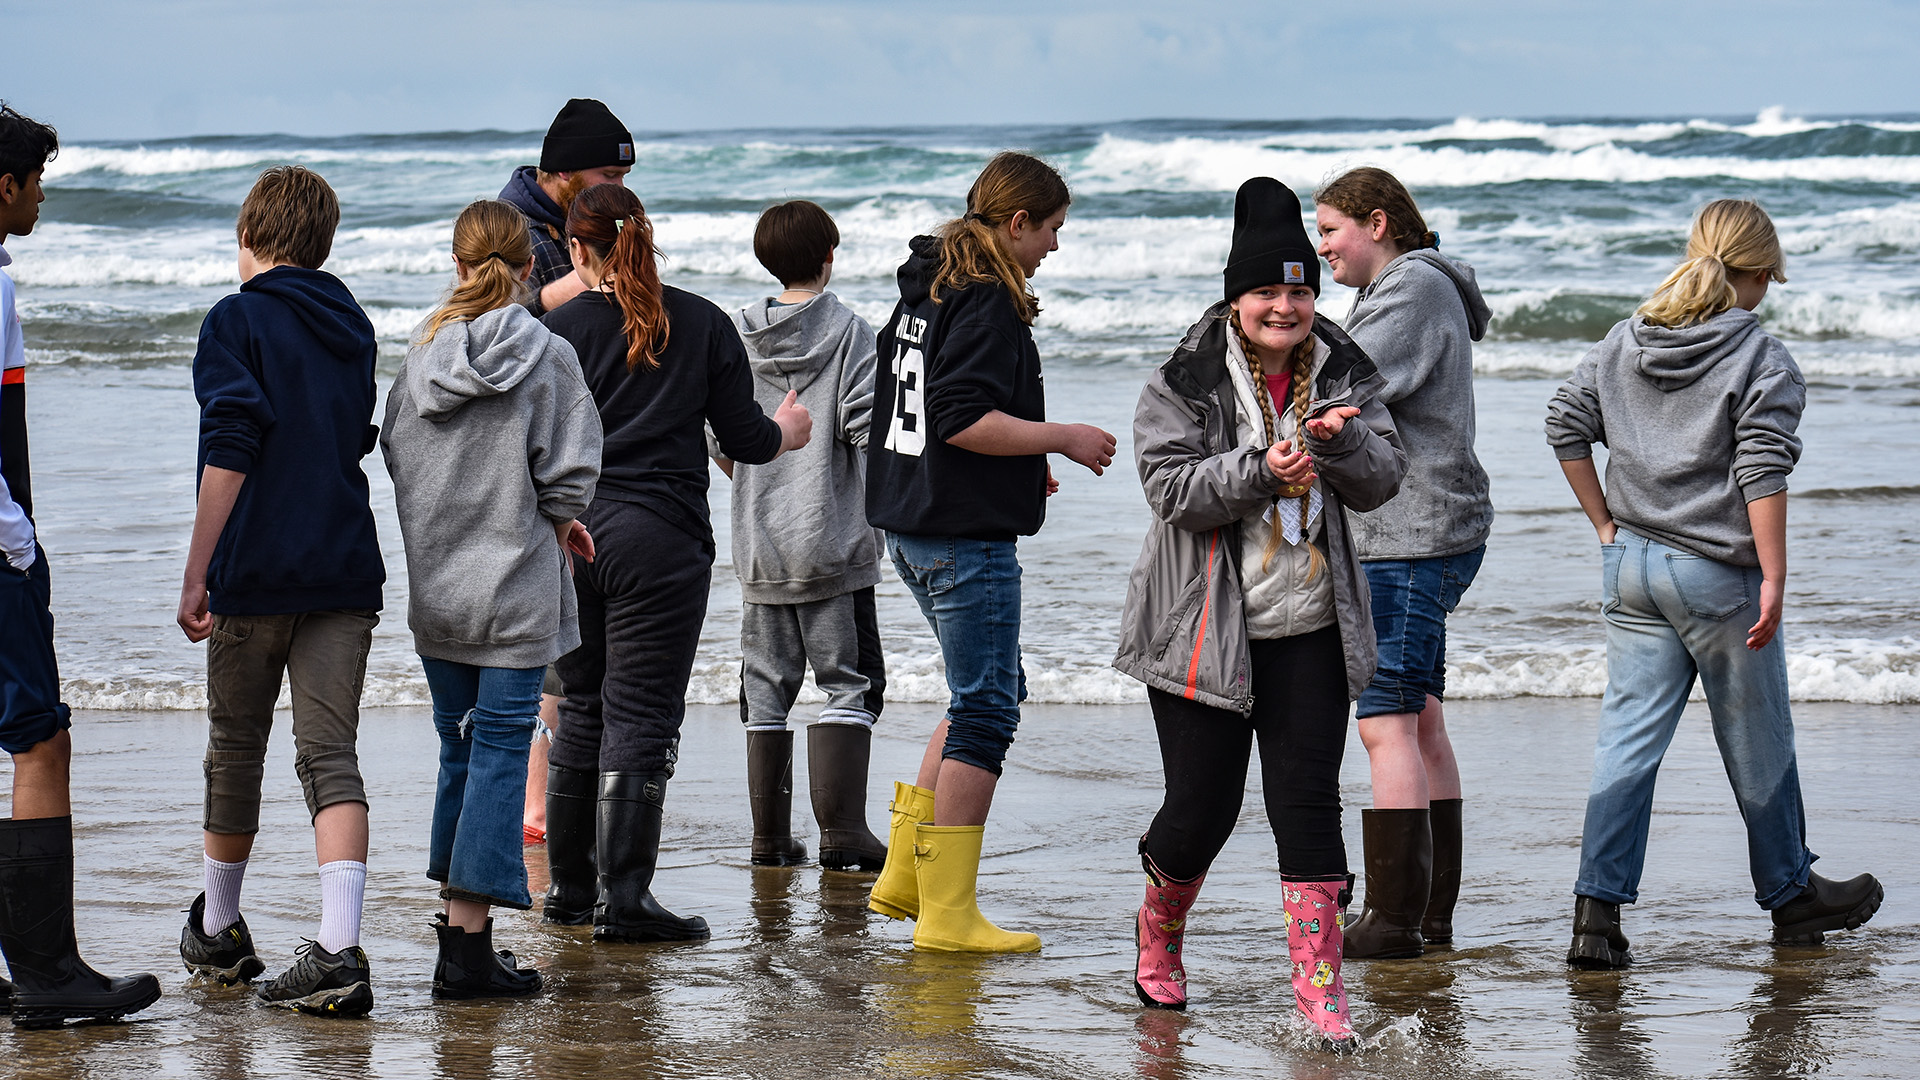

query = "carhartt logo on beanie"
[
  {"left": 541, "top": 98, "right": 635, "bottom": 173},
  {"left": 1223, "top": 177, "right": 1320, "bottom": 300}
]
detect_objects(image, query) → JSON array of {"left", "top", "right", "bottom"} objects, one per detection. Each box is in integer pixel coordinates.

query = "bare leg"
[
  {"left": 204, "top": 830, "right": 256, "bottom": 863},
  {"left": 914, "top": 717, "right": 950, "bottom": 790},
  {"left": 446, "top": 897, "right": 490, "bottom": 933},
  {"left": 524, "top": 693, "right": 560, "bottom": 833},
  {"left": 10, "top": 730, "right": 72, "bottom": 818},
  {"left": 1358, "top": 712, "right": 1430, "bottom": 809},
  {"left": 314, "top": 801, "right": 370, "bottom": 865},
  {"left": 931, "top": 759, "right": 998, "bottom": 827},
  {"left": 1416, "top": 694, "right": 1462, "bottom": 801}
]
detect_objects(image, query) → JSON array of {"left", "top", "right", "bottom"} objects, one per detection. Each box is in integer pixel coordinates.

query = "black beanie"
[
  {"left": 1223, "top": 177, "right": 1320, "bottom": 300},
  {"left": 540, "top": 98, "right": 634, "bottom": 173}
]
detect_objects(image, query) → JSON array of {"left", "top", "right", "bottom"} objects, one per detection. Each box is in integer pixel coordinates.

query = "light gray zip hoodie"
[
  {"left": 1545, "top": 307, "right": 1804, "bottom": 567},
  {"left": 722, "top": 292, "right": 882, "bottom": 604},
  {"left": 1343, "top": 249, "right": 1494, "bottom": 560},
  {"left": 381, "top": 304, "right": 603, "bottom": 667}
]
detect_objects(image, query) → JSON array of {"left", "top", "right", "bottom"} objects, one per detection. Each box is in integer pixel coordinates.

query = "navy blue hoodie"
[{"left": 193, "top": 266, "right": 385, "bottom": 614}]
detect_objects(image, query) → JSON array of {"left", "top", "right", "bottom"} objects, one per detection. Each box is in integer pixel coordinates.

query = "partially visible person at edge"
[
  {"left": 175, "top": 165, "right": 387, "bottom": 1018},
  {"left": 1545, "top": 198, "right": 1882, "bottom": 969},
  {"left": 495, "top": 96, "right": 632, "bottom": 846},
  {"left": 380, "top": 200, "right": 602, "bottom": 999},
  {"left": 714, "top": 200, "right": 889, "bottom": 873},
  {"left": 1311, "top": 166, "right": 1493, "bottom": 960},
  {"left": 540, "top": 184, "right": 811, "bottom": 944},
  {"left": 864, "top": 151, "right": 1117, "bottom": 955},
  {"left": 1113, "top": 177, "right": 1405, "bottom": 1051},
  {"left": 0, "top": 101, "right": 162, "bottom": 1030}
]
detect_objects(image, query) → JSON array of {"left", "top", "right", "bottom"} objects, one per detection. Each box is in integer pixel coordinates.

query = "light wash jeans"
[
  {"left": 420, "top": 658, "right": 545, "bottom": 909},
  {"left": 1575, "top": 530, "right": 1813, "bottom": 910}
]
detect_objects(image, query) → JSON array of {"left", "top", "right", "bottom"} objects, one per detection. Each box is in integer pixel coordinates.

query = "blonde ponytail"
[
  {"left": 1638, "top": 199, "right": 1787, "bottom": 328},
  {"left": 417, "top": 200, "right": 534, "bottom": 344}
]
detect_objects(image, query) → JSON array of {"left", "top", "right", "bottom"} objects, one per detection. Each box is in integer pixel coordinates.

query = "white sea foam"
[{"left": 44, "top": 143, "right": 540, "bottom": 180}]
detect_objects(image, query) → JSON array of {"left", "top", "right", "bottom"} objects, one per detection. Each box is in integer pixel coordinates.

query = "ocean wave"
[
  {"left": 60, "top": 638, "right": 1920, "bottom": 711},
  {"left": 44, "top": 143, "right": 539, "bottom": 180},
  {"left": 1480, "top": 287, "right": 1920, "bottom": 346}
]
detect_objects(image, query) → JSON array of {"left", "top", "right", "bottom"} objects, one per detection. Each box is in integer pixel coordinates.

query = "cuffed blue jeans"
[
  {"left": 886, "top": 533, "right": 1025, "bottom": 776},
  {"left": 420, "top": 657, "right": 545, "bottom": 909},
  {"left": 1575, "top": 530, "right": 1813, "bottom": 910}
]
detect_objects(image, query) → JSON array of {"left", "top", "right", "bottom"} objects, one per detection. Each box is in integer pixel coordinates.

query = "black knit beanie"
[
  {"left": 1223, "top": 177, "right": 1320, "bottom": 300},
  {"left": 540, "top": 98, "right": 634, "bottom": 173}
]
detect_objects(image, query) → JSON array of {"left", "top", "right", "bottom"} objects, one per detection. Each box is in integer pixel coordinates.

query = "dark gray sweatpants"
[{"left": 739, "top": 587, "right": 885, "bottom": 730}]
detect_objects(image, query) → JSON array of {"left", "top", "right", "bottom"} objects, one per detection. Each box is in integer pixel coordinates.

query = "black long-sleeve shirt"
[{"left": 544, "top": 287, "right": 781, "bottom": 545}]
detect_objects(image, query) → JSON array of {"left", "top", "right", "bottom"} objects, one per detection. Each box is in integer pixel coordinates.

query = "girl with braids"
[
  {"left": 540, "top": 184, "right": 811, "bottom": 943},
  {"left": 864, "top": 151, "right": 1116, "bottom": 953},
  {"left": 1547, "top": 199, "right": 1880, "bottom": 968},
  {"left": 1113, "top": 177, "right": 1404, "bottom": 1049},
  {"left": 1312, "top": 166, "right": 1493, "bottom": 960},
  {"left": 382, "top": 199, "right": 602, "bottom": 997}
]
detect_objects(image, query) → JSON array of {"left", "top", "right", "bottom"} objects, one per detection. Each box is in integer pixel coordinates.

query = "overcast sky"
[{"left": 6, "top": 0, "right": 1917, "bottom": 140}]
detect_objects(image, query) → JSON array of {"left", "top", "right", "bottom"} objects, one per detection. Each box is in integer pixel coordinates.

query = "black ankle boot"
[
  {"left": 808, "top": 723, "right": 887, "bottom": 872},
  {"left": 431, "top": 915, "right": 542, "bottom": 999},
  {"left": 1343, "top": 808, "right": 1432, "bottom": 960},
  {"left": 1771, "top": 871, "right": 1883, "bottom": 945},
  {"left": 594, "top": 772, "right": 710, "bottom": 943},
  {"left": 0, "top": 816, "right": 161, "bottom": 1028},
  {"left": 747, "top": 729, "right": 807, "bottom": 866},
  {"left": 1566, "top": 895, "right": 1632, "bottom": 969},
  {"left": 542, "top": 763, "right": 598, "bottom": 925}
]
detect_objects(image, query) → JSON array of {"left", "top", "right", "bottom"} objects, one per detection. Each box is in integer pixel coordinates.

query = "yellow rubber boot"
[
  {"left": 868, "top": 782, "right": 935, "bottom": 920},
  {"left": 910, "top": 825, "right": 1041, "bottom": 953}
]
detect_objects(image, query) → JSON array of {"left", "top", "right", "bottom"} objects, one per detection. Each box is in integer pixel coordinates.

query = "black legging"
[
  {"left": 1144, "top": 625, "right": 1350, "bottom": 880},
  {"left": 552, "top": 498, "right": 713, "bottom": 774}
]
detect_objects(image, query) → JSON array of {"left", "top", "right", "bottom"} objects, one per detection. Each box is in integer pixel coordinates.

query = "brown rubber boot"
[
  {"left": 748, "top": 729, "right": 808, "bottom": 866},
  {"left": 1341, "top": 807, "right": 1431, "bottom": 960},
  {"left": 1423, "top": 798, "right": 1463, "bottom": 946},
  {"left": 807, "top": 723, "right": 887, "bottom": 871}
]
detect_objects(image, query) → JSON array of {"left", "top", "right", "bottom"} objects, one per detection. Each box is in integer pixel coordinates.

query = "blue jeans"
[
  {"left": 1575, "top": 530, "right": 1812, "bottom": 909},
  {"left": 886, "top": 533, "right": 1025, "bottom": 776},
  {"left": 1356, "top": 545, "right": 1485, "bottom": 719},
  {"left": 420, "top": 658, "right": 545, "bottom": 909}
]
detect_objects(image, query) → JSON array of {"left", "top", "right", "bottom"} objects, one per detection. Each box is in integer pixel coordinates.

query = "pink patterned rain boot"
[
  {"left": 1134, "top": 840, "right": 1204, "bottom": 1009},
  {"left": 1282, "top": 875, "right": 1357, "bottom": 1051}
]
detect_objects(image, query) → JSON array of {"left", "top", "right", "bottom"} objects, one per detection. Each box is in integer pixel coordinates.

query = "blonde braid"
[
  {"left": 1288, "top": 335, "right": 1327, "bottom": 580},
  {"left": 1233, "top": 317, "right": 1314, "bottom": 574}
]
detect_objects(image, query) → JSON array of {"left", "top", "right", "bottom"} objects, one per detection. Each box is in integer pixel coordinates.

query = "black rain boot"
[
  {"left": 0, "top": 816, "right": 161, "bottom": 1028},
  {"left": 431, "top": 914, "right": 542, "bottom": 999},
  {"left": 1770, "top": 871, "right": 1883, "bottom": 945},
  {"left": 542, "top": 763, "right": 598, "bottom": 925},
  {"left": 594, "top": 772, "right": 710, "bottom": 943},
  {"left": 747, "top": 730, "right": 808, "bottom": 867},
  {"left": 1342, "top": 808, "right": 1432, "bottom": 960},
  {"left": 1566, "top": 895, "right": 1632, "bottom": 969},
  {"left": 1423, "top": 798, "right": 1463, "bottom": 947},
  {"left": 808, "top": 723, "right": 887, "bottom": 872}
]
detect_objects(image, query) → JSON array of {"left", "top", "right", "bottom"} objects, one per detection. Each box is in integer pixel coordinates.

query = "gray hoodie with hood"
[
  {"left": 1545, "top": 307, "right": 1804, "bottom": 567},
  {"left": 721, "top": 292, "right": 882, "bottom": 604},
  {"left": 381, "top": 303, "right": 603, "bottom": 667},
  {"left": 1343, "top": 248, "right": 1495, "bottom": 560}
]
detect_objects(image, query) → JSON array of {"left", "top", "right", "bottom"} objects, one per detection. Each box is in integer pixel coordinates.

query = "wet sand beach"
[{"left": 0, "top": 698, "right": 1913, "bottom": 1078}]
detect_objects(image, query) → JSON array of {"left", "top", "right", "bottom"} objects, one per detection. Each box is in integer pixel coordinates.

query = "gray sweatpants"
[{"left": 739, "top": 587, "right": 885, "bottom": 729}]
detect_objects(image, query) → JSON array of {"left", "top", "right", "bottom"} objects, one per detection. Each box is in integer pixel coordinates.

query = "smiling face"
[
  {"left": 1314, "top": 203, "right": 1396, "bottom": 289},
  {"left": 1233, "top": 283, "right": 1316, "bottom": 362},
  {"left": 1008, "top": 206, "right": 1067, "bottom": 277}
]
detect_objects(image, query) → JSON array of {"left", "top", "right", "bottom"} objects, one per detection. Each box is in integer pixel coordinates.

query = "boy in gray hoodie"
[{"left": 716, "top": 201, "right": 888, "bottom": 870}]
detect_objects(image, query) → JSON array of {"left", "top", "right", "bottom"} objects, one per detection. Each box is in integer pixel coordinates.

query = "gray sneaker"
[
  {"left": 254, "top": 940, "right": 373, "bottom": 1017},
  {"left": 180, "top": 893, "right": 265, "bottom": 985}
]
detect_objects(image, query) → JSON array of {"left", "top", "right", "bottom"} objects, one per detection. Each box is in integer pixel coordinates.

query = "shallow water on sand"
[{"left": 1, "top": 699, "right": 1914, "bottom": 1079}]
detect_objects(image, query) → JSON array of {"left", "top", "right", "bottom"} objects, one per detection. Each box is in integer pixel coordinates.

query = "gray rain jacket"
[
  {"left": 722, "top": 292, "right": 882, "bottom": 604},
  {"left": 381, "top": 304, "right": 602, "bottom": 668},
  {"left": 1114, "top": 304, "right": 1407, "bottom": 713}
]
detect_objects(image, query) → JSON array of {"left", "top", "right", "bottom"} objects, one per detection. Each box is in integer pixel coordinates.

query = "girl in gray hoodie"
[
  {"left": 381, "top": 200, "right": 602, "bottom": 1000},
  {"left": 1545, "top": 198, "right": 1880, "bottom": 969}
]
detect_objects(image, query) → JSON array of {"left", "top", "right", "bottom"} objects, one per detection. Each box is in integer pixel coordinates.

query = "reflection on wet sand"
[{"left": 0, "top": 699, "right": 1911, "bottom": 1078}]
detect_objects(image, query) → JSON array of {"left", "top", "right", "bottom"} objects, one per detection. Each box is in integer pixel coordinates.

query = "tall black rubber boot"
[
  {"left": 542, "top": 763, "right": 598, "bottom": 925},
  {"left": 0, "top": 816, "right": 161, "bottom": 1028},
  {"left": 747, "top": 729, "right": 807, "bottom": 866},
  {"left": 431, "top": 914, "right": 542, "bottom": 1000},
  {"left": 1342, "top": 808, "right": 1432, "bottom": 960},
  {"left": 1566, "top": 895, "right": 1632, "bottom": 969},
  {"left": 1423, "top": 798, "right": 1463, "bottom": 946},
  {"left": 808, "top": 723, "right": 887, "bottom": 871},
  {"left": 593, "top": 772, "right": 710, "bottom": 943}
]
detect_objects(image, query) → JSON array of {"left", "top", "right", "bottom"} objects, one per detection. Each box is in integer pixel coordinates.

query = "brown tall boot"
[
  {"left": 748, "top": 729, "right": 808, "bottom": 866},
  {"left": 1341, "top": 808, "right": 1431, "bottom": 960},
  {"left": 807, "top": 723, "right": 887, "bottom": 871},
  {"left": 1423, "top": 798, "right": 1463, "bottom": 946}
]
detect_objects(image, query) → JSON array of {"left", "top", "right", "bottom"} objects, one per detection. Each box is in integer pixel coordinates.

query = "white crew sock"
[
  {"left": 201, "top": 855, "right": 248, "bottom": 934},
  {"left": 316, "top": 859, "right": 368, "bottom": 954}
]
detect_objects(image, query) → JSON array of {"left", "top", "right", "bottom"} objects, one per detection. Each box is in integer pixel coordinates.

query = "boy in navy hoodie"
[
  {"left": 175, "top": 166, "right": 386, "bottom": 1017},
  {"left": 0, "top": 102, "right": 162, "bottom": 1029}
]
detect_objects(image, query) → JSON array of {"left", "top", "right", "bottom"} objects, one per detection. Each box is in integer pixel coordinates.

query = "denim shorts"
[
  {"left": 886, "top": 532, "right": 1025, "bottom": 775},
  {"left": 0, "top": 544, "right": 74, "bottom": 755},
  {"left": 1355, "top": 545, "right": 1485, "bottom": 719}
]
